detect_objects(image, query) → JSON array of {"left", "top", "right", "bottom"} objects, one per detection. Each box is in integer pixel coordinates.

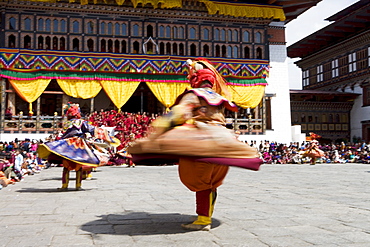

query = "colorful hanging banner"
[{"left": 0, "top": 49, "right": 270, "bottom": 78}]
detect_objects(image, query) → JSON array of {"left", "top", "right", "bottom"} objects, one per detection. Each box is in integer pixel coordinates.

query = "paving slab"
[{"left": 1, "top": 163, "right": 370, "bottom": 246}]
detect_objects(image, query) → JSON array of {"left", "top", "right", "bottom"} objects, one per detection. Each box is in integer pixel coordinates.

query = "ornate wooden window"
[
  {"left": 72, "top": 21, "right": 79, "bottom": 33},
  {"left": 190, "top": 43, "right": 196, "bottom": 56},
  {"left": 203, "top": 44, "right": 209, "bottom": 56},
  {"left": 52, "top": 37, "right": 58, "bottom": 50},
  {"left": 233, "top": 30, "right": 238, "bottom": 42},
  {"left": 100, "top": 23, "right": 106, "bottom": 35},
  {"left": 60, "top": 37, "right": 65, "bottom": 50},
  {"left": 159, "top": 42, "right": 164, "bottom": 54},
  {"left": 228, "top": 30, "right": 232, "bottom": 42},
  {"left": 215, "top": 45, "right": 220, "bottom": 57},
  {"left": 53, "top": 20, "right": 59, "bottom": 32},
  {"left": 107, "top": 22, "right": 113, "bottom": 35},
  {"left": 100, "top": 39, "right": 106, "bottom": 52},
  {"left": 179, "top": 27, "right": 184, "bottom": 39},
  {"left": 122, "top": 24, "right": 127, "bottom": 36},
  {"left": 348, "top": 52, "right": 357, "bottom": 72},
  {"left": 179, "top": 43, "right": 184, "bottom": 55},
  {"left": 115, "top": 23, "right": 120, "bottom": 35},
  {"left": 317, "top": 65, "right": 323, "bottom": 82},
  {"left": 256, "top": 47, "right": 262, "bottom": 59},
  {"left": 46, "top": 36, "right": 51, "bottom": 49},
  {"left": 221, "top": 45, "right": 226, "bottom": 57},
  {"left": 159, "top": 26, "right": 165, "bottom": 37},
  {"left": 189, "top": 28, "right": 196, "bottom": 39},
  {"left": 133, "top": 24, "right": 139, "bottom": 36},
  {"left": 24, "top": 35, "right": 31, "bottom": 48},
  {"left": 87, "top": 39, "right": 94, "bottom": 51},
  {"left": 9, "top": 17, "right": 16, "bottom": 30},
  {"left": 46, "top": 19, "right": 51, "bottom": 32},
  {"left": 87, "top": 22, "right": 94, "bottom": 34},
  {"left": 37, "top": 36, "right": 43, "bottom": 49},
  {"left": 227, "top": 45, "right": 232, "bottom": 58},
  {"left": 60, "top": 20, "right": 66, "bottom": 33},
  {"left": 72, "top": 38, "right": 79, "bottom": 51},
  {"left": 173, "top": 43, "right": 178, "bottom": 55},
  {"left": 303, "top": 70, "right": 309, "bottom": 87},
  {"left": 244, "top": 46, "right": 250, "bottom": 59},
  {"left": 331, "top": 59, "right": 339, "bottom": 78},
  {"left": 233, "top": 46, "right": 238, "bottom": 58},
  {"left": 121, "top": 40, "right": 127, "bottom": 53},
  {"left": 255, "top": 31, "right": 261, "bottom": 43},
  {"left": 203, "top": 28, "right": 209, "bottom": 40},
  {"left": 221, "top": 29, "right": 226, "bottom": 41},
  {"left": 24, "top": 18, "right": 32, "bottom": 31},
  {"left": 166, "top": 26, "right": 171, "bottom": 38},
  {"left": 38, "top": 18, "right": 44, "bottom": 31},
  {"left": 243, "top": 31, "right": 249, "bottom": 42},
  {"left": 108, "top": 39, "right": 113, "bottom": 52},
  {"left": 133, "top": 41, "right": 140, "bottom": 53},
  {"left": 147, "top": 25, "right": 153, "bottom": 37},
  {"left": 173, "top": 27, "right": 178, "bottom": 39},
  {"left": 166, "top": 42, "right": 171, "bottom": 54},
  {"left": 214, "top": 28, "right": 219, "bottom": 41}
]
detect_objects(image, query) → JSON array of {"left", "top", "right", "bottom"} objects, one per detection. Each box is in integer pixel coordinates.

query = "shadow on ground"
[
  {"left": 15, "top": 187, "right": 94, "bottom": 193},
  {"left": 38, "top": 177, "right": 98, "bottom": 181},
  {"left": 81, "top": 212, "right": 221, "bottom": 235}
]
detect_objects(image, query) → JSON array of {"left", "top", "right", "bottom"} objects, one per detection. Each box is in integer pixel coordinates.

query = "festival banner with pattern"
[
  {"left": 0, "top": 49, "right": 269, "bottom": 109},
  {"left": 0, "top": 49, "right": 269, "bottom": 78}
]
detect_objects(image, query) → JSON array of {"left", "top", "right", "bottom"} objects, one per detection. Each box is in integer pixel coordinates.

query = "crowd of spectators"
[
  {"left": 247, "top": 140, "right": 370, "bottom": 165},
  {"left": 2, "top": 110, "right": 370, "bottom": 189},
  {"left": 0, "top": 138, "right": 46, "bottom": 190},
  {"left": 86, "top": 110, "right": 370, "bottom": 165},
  {"left": 87, "top": 110, "right": 158, "bottom": 150}
]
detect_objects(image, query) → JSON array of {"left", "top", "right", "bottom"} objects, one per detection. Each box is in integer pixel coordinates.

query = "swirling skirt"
[{"left": 129, "top": 124, "right": 262, "bottom": 171}]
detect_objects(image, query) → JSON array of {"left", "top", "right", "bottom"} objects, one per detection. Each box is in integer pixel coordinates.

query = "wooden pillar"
[
  {"left": 262, "top": 96, "right": 266, "bottom": 133},
  {"left": 62, "top": 94, "right": 69, "bottom": 106},
  {"left": 61, "top": 94, "right": 69, "bottom": 119},
  {"left": 36, "top": 97, "right": 41, "bottom": 116},
  {"left": 7, "top": 92, "right": 16, "bottom": 115},
  {"left": 233, "top": 111, "right": 238, "bottom": 132},
  {"left": 255, "top": 104, "right": 260, "bottom": 119},
  {"left": 90, "top": 98, "right": 94, "bottom": 114},
  {"left": 36, "top": 97, "right": 41, "bottom": 132},
  {"left": 0, "top": 78, "right": 6, "bottom": 132}
]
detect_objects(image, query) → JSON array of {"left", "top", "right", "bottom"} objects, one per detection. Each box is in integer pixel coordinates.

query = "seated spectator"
[
  {"left": 5, "top": 107, "right": 12, "bottom": 120},
  {"left": 30, "top": 140, "right": 38, "bottom": 153},
  {"left": 0, "top": 170, "right": 14, "bottom": 189},
  {"left": 21, "top": 139, "right": 31, "bottom": 152},
  {"left": 1, "top": 157, "right": 21, "bottom": 182},
  {"left": 21, "top": 161, "right": 35, "bottom": 176},
  {"left": 13, "top": 149, "right": 24, "bottom": 181},
  {"left": 5, "top": 142, "right": 14, "bottom": 152}
]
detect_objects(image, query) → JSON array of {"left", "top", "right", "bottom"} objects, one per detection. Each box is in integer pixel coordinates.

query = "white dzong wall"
[
  {"left": 239, "top": 22, "right": 294, "bottom": 145},
  {"left": 345, "top": 84, "right": 369, "bottom": 141},
  {"left": 266, "top": 44, "right": 293, "bottom": 143}
]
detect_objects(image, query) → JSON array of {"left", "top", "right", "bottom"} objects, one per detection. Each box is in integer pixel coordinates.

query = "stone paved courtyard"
[{"left": 1, "top": 163, "right": 370, "bottom": 246}]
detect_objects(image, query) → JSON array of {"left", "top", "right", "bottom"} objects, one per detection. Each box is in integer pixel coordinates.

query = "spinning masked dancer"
[
  {"left": 129, "top": 58, "right": 263, "bottom": 231},
  {"left": 38, "top": 103, "right": 119, "bottom": 191},
  {"left": 303, "top": 132, "right": 325, "bottom": 165}
]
